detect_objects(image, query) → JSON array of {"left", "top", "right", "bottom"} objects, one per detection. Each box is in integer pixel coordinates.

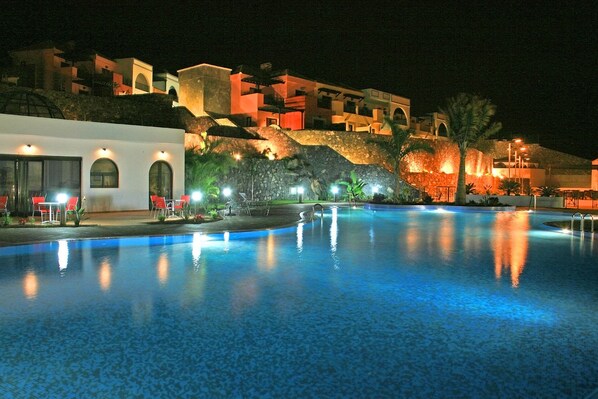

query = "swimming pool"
[{"left": 0, "top": 208, "right": 596, "bottom": 398}]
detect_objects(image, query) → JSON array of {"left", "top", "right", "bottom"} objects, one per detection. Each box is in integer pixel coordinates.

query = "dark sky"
[{"left": 3, "top": 1, "right": 598, "bottom": 159}]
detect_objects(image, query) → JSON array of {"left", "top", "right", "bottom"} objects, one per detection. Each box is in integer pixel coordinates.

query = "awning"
[
  {"left": 258, "top": 105, "right": 301, "bottom": 114},
  {"left": 241, "top": 75, "right": 284, "bottom": 86},
  {"left": 344, "top": 93, "right": 364, "bottom": 100},
  {"left": 318, "top": 87, "right": 341, "bottom": 95}
]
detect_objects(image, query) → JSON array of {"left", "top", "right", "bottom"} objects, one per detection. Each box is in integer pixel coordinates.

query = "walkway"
[{"left": 0, "top": 204, "right": 320, "bottom": 247}]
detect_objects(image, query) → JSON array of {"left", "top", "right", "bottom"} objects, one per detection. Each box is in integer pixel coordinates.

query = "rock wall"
[{"left": 219, "top": 144, "right": 401, "bottom": 201}]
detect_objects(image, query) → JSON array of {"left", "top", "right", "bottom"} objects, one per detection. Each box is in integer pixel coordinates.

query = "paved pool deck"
[
  {"left": 0, "top": 203, "right": 324, "bottom": 247},
  {"left": 0, "top": 203, "right": 595, "bottom": 247}
]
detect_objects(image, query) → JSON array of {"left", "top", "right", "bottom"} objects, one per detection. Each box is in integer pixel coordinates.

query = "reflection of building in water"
[
  {"left": 131, "top": 298, "right": 153, "bottom": 326},
  {"left": 157, "top": 253, "right": 170, "bottom": 286},
  {"left": 58, "top": 240, "right": 69, "bottom": 273},
  {"left": 493, "top": 213, "right": 530, "bottom": 287},
  {"left": 438, "top": 214, "right": 455, "bottom": 261},
  {"left": 22, "top": 270, "right": 39, "bottom": 299},
  {"left": 231, "top": 277, "right": 259, "bottom": 316},
  {"left": 98, "top": 259, "right": 112, "bottom": 292},
  {"left": 257, "top": 232, "right": 276, "bottom": 271}
]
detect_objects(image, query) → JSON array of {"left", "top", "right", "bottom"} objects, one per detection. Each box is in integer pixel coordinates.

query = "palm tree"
[
  {"left": 441, "top": 93, "right": 502, "bottom": 205},
  {"left": 185, "top": 139, "right": 235, "bottom": 203},
  {"left": 369, "top": 116, "right": 435, "bottom": 198}
]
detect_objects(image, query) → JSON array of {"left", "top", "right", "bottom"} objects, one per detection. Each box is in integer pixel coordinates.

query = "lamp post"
[
  {"left": 191, "top": 191, "right": 202, "bottom": 216},
  {"left": 56, "top": 192, "right": 68, "bottom": 226},
  {"left": 297, "top": 186, "right": 304, "bottom": 203},
  {"left": 507, "top": 138, "right": 522, "bottom": 179},
  {"left": 331, "top": 185, "right": 339, "bottom": 202},
  {"left": 222, "top": 187, "right": 232, "bottom": 215}
]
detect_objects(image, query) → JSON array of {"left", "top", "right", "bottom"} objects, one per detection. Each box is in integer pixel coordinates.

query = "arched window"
[
  {"left": 90, "top": 158, "right": 118, "bottom": 188},
  {"left": 168, "top": 86, "right": 178, "bottom": 101},
  {"left": 393, "top": 108, "right": 408, "bottom": 125},
  {"left": 135, "top": 73, "right": 150, "bottom": 92},
  {"left": 437, "top": 123, "right": 448, "bottom": 137}
]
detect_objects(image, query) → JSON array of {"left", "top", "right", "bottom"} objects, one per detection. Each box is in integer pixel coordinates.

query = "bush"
[
  {"left": 538, "top": 186, "right": 557, "bottom": 197},
  {"left": 421, "top": 193, "right": 433, "bottom": 205}
]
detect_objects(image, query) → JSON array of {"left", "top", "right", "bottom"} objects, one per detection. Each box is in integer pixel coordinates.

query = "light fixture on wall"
[
  {"left": 161, "top": 150, "right": 165, "bottom": 154},
  {"left": 26, "top": 144, "right": 32, "bottom": 148},
  {"left": 101, "top": 147, "right": 107, "bottom": 152}
]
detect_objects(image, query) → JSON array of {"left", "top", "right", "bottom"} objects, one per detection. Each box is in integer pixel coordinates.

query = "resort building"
[
  {"left": 2, "top": 41, "right": 179, "bottom": 99},
  {"left": 225, "top": 63, "right": 445, "bottom": 138},
  {"left": 2, "top": 42, "right": 595, "bottom": 208},
  {"left": 0, "top": 91, "right": 185, "bottom": 214}
]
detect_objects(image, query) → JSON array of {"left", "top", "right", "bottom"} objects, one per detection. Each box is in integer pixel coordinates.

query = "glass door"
[{"left": 149, "top": 161, "right": 173, "bottom": 207}]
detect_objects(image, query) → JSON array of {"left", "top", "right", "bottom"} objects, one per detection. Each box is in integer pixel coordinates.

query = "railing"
[
  {"left": 570, "top": 212, "right": 595, "bottom": 233},
  {"left": 264, "top": 94, "right": 285, "bottom": 107},
  {"left": 317, "top": 100, "right": 332, "bottom": 109}
]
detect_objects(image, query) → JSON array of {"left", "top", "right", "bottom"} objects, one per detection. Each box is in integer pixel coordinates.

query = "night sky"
[{"left": 3, "top": 1, "right": 598, "bottom": 159}]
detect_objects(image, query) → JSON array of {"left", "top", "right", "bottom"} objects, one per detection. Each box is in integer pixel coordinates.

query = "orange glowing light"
[
  {"left": 157, "top": 253, "right": 170, "bottom": 285},
  {"left": 492, "top": 213, "right": 529, "bottom": 287},
  {"left": 439, "top": 161, "right": 454, "bottom": 174},
  {"left": 99, "top": 260, "right": 112, "bottom": 292},
  {"left": 23, "top": 271, "right": 39, "bottom": 299}
]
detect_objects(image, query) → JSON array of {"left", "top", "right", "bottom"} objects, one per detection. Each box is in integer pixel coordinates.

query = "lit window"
[{"left": 90, "top": 158, "right": 118, "bottom": 188}]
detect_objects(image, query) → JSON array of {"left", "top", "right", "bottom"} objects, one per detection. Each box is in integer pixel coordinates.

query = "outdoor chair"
[
  {"left": 32, "top": 196, "right": 51, "bottom": 222},
  {"left": 173, "top": 194, "right": 190, "bottom": 217},
  {"left": 153, "top": 196, "right": 171, "bottom": 218},
  {"left": 0, "top": 196, "right": 8, "bottom": 216},
  {"left": 55, "top": 196, "right": 79, "bottom": 221},
  {"left": 238, "top": 192, "right": 252, "bottom": 215},
  {"left": 149, "top": 195, "right": 159, "bottom": 217}
]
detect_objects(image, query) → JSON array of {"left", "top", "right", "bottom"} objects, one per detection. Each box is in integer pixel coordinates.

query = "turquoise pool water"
[{"left": 0, "top": 208, "right": 597, "bottom": 398}]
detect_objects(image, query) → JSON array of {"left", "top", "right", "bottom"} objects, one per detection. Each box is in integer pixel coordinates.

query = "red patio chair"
[
  {"left": 153, "top": 196, "right": 170, "bottom": 218},
  {"left": 32, "top": 196, "right": 50, "bottom": 222},
  {"left": 56, "top": 196, "right": 79, "bottom": 221},
  {"left": 149, "top": 194, "right": 159, "bottom": 217},
  {"left": 173, "top": 194, "right": 191, "bottom": 217},
  {"left": 0, "top": 196, "right": 8, "bottom": 216}
]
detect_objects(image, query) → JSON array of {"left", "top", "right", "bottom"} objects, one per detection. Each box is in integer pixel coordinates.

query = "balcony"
[{"left": 318, "top": 98, "right": 332, "bottom": 109}]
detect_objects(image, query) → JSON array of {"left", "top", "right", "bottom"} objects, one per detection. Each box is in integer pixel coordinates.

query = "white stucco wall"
[{"left": 0, "top": 114, "right": 185, "bottom": 212}]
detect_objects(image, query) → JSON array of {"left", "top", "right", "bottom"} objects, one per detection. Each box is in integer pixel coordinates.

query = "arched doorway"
[{"left": 149, "top": 161, "right": 172, "bottom": 207}]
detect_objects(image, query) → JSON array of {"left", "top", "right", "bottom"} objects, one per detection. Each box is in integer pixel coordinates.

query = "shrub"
[
  {"left": 422, "top": 193, "right": 433, "bottom": 204},
  {"left": 538, "top": 186, "right": 557, "bottom": 197},
  {"left": 465, "top": 183, "right": 476, "bottom": 194}
]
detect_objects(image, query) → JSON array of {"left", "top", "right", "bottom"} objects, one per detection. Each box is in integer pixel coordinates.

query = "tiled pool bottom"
[{"left": 0, "top": 209, "right": 597, "bottom": 398}]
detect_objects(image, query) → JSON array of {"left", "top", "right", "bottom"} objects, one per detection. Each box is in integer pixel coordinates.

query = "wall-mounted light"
[
  {"left": 161, "top": 150, "right": 165, "bottom": 154},
  {"left": 101, "top": 147, "right": 107, "bottom": 152},
  {"left": 27, "top": 144, "right": 32, "bottom": 148}
]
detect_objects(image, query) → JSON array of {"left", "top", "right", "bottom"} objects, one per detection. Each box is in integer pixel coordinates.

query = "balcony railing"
[
  {"left": 317, "top": 99, "right": 332, "bottom": 109},
  {"left": 264, "top": 94, "right": 285, "bottom": 107}
]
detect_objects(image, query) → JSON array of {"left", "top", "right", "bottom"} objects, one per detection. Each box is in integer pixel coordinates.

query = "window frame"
[{"left": 90, "top": 158, "right": 119, "bottom": 188}]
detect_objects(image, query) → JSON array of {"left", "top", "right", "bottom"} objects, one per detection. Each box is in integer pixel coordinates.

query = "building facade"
[{"left": 0, "top": 113, "right": 185, "bottom": 213}]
